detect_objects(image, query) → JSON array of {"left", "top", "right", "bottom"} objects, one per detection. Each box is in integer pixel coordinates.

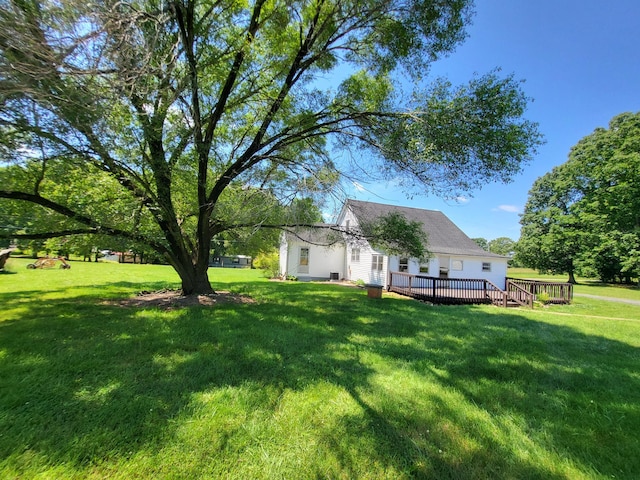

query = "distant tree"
[
  {"left": 518, "top": 112, "right": 640, "bottom": 284},
  {"left": 0, "top": 0, "right": 542, "bottom": 294},
  {"left": 472, "top": 237, "right": 489, "bottom": 251},
  {"left": 488, "top": 237, "right": 515, "bottom": 256}
]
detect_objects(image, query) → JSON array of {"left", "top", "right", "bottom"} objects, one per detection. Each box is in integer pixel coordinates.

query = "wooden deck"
[
  {"left": 388, "top": 273, "right": 573, "bottom": 307},
  {"left": 388, "top": 273, "right": 509, "bottom": 306}
]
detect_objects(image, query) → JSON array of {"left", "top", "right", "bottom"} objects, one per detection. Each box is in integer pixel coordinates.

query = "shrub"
[
  {"left": 536, "top": 291, "right": 551, "bottom": 305},
  {"left": 253, "top": 251, "right": 280, "bottom": 278}
]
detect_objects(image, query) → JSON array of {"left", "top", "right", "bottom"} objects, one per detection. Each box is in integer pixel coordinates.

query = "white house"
[{"left": 279, "top": 199, "right": 508, "bottom": 289}]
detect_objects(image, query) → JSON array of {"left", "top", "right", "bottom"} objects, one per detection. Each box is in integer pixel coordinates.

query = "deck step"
[{"left": 491, "top": 299, "right": 522, "bottom": 307}]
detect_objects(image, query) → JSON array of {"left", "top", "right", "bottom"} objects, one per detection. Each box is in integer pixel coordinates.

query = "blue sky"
[{"left": 340, "top": 0, "right": 640, "bottom": 241}]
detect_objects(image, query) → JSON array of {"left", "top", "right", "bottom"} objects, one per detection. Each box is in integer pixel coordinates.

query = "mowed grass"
[
  {"left": 509, "top": 267, "right": 640, "bottom": 301},
  {"left": 1, "top": 258, "right": 639, "bottom": 479}
]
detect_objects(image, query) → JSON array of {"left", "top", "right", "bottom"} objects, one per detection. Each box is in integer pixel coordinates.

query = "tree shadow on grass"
[
  {"left": 0, "top": 280, "right": 638, "bottom": 478},
  {"left": 351, "top": 303, "right": 640, "bottom": 478}
]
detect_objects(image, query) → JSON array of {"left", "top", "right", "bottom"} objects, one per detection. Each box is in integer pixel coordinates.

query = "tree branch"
[{"left": 0, "top": 190, "right": 168, "bottom": 253}]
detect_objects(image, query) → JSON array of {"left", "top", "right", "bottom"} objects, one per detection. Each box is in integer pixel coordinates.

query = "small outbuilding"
[{"left": 209, "top": 255, "right": 252, "bottom": 268}]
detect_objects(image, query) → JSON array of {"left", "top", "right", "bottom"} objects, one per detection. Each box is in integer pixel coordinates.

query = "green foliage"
[
  {"left": 253, "top": 251, "right": 280, "bottom": 278},
  {"left": 517, "top": 165, "right": 581, "bottom": 282},
  {"left": 360, "top": 212, "right": 429, "bottom": 260},
  {"left": 535, "top": 291, "right": 551, "bottom": 305},
  {"left": 472, "top": 237, "right": 489, "bottom": 251},
  {"left": 488, "top": 236, "right": 515, "bottom": 256},
  {"left": 371, "top": 71, "right": 543, "bottom": 197},
  {"left": 0, "top": 0, "right": 541, "bottom": 293},
  {"left": 518, "top": 112, "right": 640, "bottom": 284}
]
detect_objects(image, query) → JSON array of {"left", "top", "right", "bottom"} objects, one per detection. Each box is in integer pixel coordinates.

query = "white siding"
[
  {"left": 388, "top": 254, "right": 507, "bottom": 289},
  {"left": 422, "top": 258, "right": 438, "bottom": 275},
  {"left": 279, "top": 235, "right": 288, "bottom": 278},
  {"left": 346, "top": 243, "right": 387, "bottom": 286},
  {"left": 459, "top": 256, "right": 507, "bottom": 289},
  {"left": 340, "top": 209, "right": 389, "bottom": 286},
  {"left": 437, "top": 255, "right": 507, "bottom": 289},
  {"left": 283, "top": 239, "right": 345, "bottom": 280}
]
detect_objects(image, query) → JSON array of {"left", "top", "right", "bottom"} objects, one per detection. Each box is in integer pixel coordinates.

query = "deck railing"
[
  {"left": 388, "top": 272, "right": 505, "bottom": 305},
  {"left": 505, "top": 280, "right": 534, "bottom": 308},
  {"left": 388, "top": 272, "right": 543, "bottom": 307},
  {"left": 506, "top": 278, "right": 573, "bottom": 304}
]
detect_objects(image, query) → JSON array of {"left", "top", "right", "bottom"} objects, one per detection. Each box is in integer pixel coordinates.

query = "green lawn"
[
  {"left": 509, "top": 267, "right": 640, "bottom": 301},
  {"left": 1, "top": 258, "right": 639, "bottom": 479}
]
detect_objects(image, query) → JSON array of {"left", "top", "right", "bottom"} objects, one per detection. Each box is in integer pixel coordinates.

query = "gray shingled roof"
[
  {"left": 346, "top": 199, "right": 505, "bottom": 258},
  {"left": 284, "top": 223, "right": 342, "bottom": 245}
]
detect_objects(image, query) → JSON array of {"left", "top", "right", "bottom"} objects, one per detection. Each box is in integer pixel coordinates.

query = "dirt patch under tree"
[{"left": 107, "top": 289, "right": 255, "bottom": 310}]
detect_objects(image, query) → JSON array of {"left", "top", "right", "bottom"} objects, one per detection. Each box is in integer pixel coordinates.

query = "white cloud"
[
  {"left": 455, "top": 196, "right": 470, "bottom": 204},
  {"left": 495, "top": 204, "right": 521, "bottom": 213}
]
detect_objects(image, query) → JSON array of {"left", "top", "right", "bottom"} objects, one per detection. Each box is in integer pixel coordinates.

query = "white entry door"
[{"left": 299, "top": 247, "right": 309, "bottom": 274}]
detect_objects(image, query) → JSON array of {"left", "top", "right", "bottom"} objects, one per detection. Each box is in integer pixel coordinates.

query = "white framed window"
[
  {"left": 419, "top": 264, "right": 429, "bottom": 274},
  {"left": 399, "top": 257, "right": 409, "bottom": 272},
  {"left": 452, "top": 260, "right": 463, "bottom": 271},
  {"left": 482, "top": 262, "right": 491, "bottom": 272},
  {"left": 371, "top": 254, "right": 384, "bottom": 271},
  {"left": 351, "top": 248, "right": 360, "bottom": 262}
]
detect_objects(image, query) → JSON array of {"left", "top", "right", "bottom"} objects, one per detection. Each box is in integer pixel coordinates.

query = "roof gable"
[{"left": 345, "top": 199, "right": 504, "bottom": 258}]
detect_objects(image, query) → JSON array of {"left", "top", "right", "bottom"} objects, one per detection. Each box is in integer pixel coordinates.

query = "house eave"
[{"left": 427, "top": 249, "right": 508, "bottom": 259}]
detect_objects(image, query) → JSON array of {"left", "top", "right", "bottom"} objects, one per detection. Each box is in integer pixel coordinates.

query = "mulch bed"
[{"left": 107, "top": 289, "right": 255, "bottom": 310}]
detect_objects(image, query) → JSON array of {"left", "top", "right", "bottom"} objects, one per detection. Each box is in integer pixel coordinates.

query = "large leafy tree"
[
  {"left": 518, "top": 112, "right": 640, "bottom": 284},
  {"left": 0, "top": 0, "right": 542, "bottom": 294},
  {"left": 569, "top": 112, "right": 640, "bottom": 282},
  {"left": 516, "top": 166, "right": 583, "bottom": 283}
]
